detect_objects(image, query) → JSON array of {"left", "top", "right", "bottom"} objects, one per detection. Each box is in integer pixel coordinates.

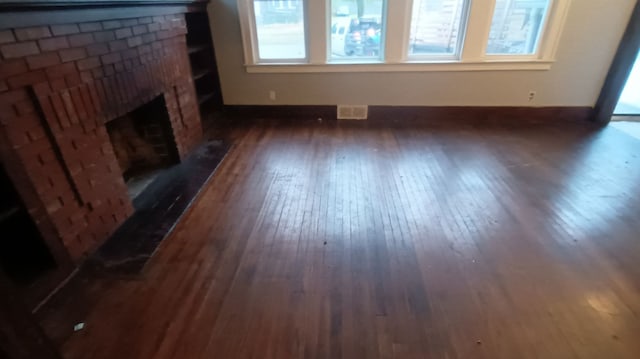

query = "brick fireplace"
[{"left": 0, "top": 3, "right": 205, "bottom": 304}]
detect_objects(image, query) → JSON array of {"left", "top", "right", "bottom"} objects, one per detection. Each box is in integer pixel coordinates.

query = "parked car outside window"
[{"left": 331, "top": 16, "right": 381, "bottom": 58}]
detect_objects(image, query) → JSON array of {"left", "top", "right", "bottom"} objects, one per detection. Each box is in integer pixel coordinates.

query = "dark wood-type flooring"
[{"left": 40, "top": 117, "right": 640, "bottom": 359}]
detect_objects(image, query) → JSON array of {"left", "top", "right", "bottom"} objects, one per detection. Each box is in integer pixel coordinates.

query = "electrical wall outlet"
[
  {"left": 528, "top": 91, "right": 537, "bottom": 102},
  {"left": 269, "top": 90, "right": 276, "bottom": 101}
]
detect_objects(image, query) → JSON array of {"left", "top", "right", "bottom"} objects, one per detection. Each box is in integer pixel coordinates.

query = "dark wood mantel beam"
[
  {"left": 0, "top": 0, "right": 210, "bottom": 29},
  {"left": 0, "top": 0, "right": 208, "bottom": 10}
]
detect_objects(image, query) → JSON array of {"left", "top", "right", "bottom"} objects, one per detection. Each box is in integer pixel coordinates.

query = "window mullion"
[
  {"left": 461, "top": 0, "right": 495, "bottom": 62},
  {"left": 385, "top": 0, "right": 412, "bottom": 63},
  {"left": 308, "top": 0, "right": 326, "bottom": 64}
]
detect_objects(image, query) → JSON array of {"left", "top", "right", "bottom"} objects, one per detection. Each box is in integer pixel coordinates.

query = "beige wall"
[{"left": 208, "top": 0, "right": 635, "bottom": 107}]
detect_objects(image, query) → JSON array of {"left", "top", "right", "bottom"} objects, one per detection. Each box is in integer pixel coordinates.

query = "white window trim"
[
  {"left": 245, "top": 60, "right": 555, "bottom": 73},
  {"left": 237, "top": 0, "right": 572, "bottom": 73}
]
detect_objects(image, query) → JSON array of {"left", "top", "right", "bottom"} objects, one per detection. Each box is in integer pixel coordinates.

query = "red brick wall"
[{"left": 0, "top": 14, "right": 202, "bottom": 261}]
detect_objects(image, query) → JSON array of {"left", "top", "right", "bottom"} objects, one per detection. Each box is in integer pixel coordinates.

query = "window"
[
  {"left": 408, "top": 0, "right": 469, "bottom": 58},
  {"left": 238, "top": 0, "right": 570, "bottom": 72},
  {"left": 251, "top": 0, "right": 307, "bottom": 61},
  {"left": 486, "top": 0, "right": 552, "bottom": 55},
  {"left": 329, "top": 0, "right": 386, "bottom": 61}
]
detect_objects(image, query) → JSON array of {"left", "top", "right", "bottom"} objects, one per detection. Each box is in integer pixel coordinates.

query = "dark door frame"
[{"left": 593, "top": 0, "right": 640, "bottom": 124}]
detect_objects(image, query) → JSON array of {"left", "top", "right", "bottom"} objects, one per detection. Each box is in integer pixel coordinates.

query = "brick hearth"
[{"left": 0, "top": 13, "right": 202, "bottom": 262}]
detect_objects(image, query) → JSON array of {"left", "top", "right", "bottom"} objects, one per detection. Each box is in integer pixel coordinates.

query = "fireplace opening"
[
  {"left": 0, "top": 164, "right": 57, "bottom": 287},
  {"left": 106, "top": 96, "right": 180, "bottom": 200}
]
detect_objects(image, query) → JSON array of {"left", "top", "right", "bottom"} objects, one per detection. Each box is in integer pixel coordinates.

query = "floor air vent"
[{"left": 337, "top": 105, "right": 368, "bottom": 120}]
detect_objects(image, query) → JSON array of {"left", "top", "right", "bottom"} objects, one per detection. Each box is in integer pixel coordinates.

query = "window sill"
[{"left": 245, "top": 60, "right": 555, "bottom": 73}]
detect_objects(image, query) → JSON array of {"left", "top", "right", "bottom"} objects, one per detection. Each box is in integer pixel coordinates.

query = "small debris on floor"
[
  {"left": 476, "top": 340, "right": 482, "bottom": 345},
  {"left": 74, "top": 322, "right": 85, "bottom": 332},
  {"left": 323, "top": 241, "right": 327, "bottom": 245}
]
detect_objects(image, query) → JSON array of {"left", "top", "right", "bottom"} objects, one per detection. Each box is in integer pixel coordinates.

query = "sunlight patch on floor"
[{"left": 611, "top": 120, "right": 640, "bottom": 141}]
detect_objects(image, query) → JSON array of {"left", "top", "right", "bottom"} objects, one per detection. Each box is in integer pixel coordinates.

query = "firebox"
[{"left": 106, "top": 96, "right": 180, "bottom": 201}]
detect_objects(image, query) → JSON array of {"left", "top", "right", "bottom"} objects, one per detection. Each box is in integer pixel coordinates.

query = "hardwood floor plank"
[{"left": 39, "top": 119, "right": 640, "bottom": 359}]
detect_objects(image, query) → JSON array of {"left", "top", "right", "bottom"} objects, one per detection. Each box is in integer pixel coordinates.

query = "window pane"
[
  {"left": 330, "top": 0, "right": 385, "bottom": 60},
  {"left": 253, "top": 0, "right": 306, "bottom": 60},
  {"left": 486, "top": 0, "right": 551, "bottom": 55},
  {"left": 408, "top": 0, "right": 467, "bottom": 56}
]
